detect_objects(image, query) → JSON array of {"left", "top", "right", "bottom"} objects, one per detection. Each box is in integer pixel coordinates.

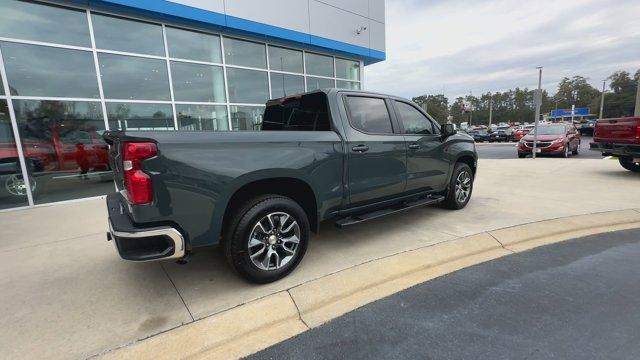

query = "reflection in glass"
[
  {"left": 0, "top": 0, "right": 90, "bottom": 47},
  {"left": 99, "top": 53, "right": 170, "bottom": 100},
  {"left": 306, "top": 77, "right": 334, "bottom": 91},
  {"left": 171, "top": 62, "right": 225, "bottom": 103},
  {"left": 12, "top": 100, "right": 112, "bottom": 205},
  {"left": 335, "top": 58, "right": 360, "bottom": 80},
  {"left": 106, "top": 103, "right": 174, "bottom": 131},
  {"left": 0, "top": 100, "right": 29, "bottom": 209},
  {"left": 268, "top": 46, "right": 303, "bottom": 73},
  {"left": 305, "top": 53, "right": 334, "bottom": 77},
  {"left": 337, "top": 80, "right": 361, "bottom": 90},
  {"left": 226, "top": 68, "right": 269, "bottom": 104},
  {"left": 92, "top": 13, "right": 164, "bottom": 56},
  {"left": 166, "top": 27, "right": 222, "bottom": 63},
  {"left": 0, "top": 71, "right": 4, "bottom": 96},
  {"left": 177, "top": 105, "right": 228, "bottom": 131},
  {"left": 230, "top": 105, "right": 265, "bottom": 131},
  {"left": 223, "top": 38, "right": 266, "bottom": 69},
  {"left": 270, "top": 74, "right": 304, "bottom": 99},
  {"left": 1, "top": 42, "right": 99, "bottom": 98}
]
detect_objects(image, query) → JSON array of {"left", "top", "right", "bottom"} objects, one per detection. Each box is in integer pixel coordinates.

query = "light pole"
[
  {"left": 532, "top": 66, "right": 543, "bottom": 159},
  {"left": 599, "top": 80, "right": 606, "bottom": 120}
]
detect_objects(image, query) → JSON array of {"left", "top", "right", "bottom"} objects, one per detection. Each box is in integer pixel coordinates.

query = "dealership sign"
[{"left": 550, "top": 107, "right": 589, "bottom": 117}]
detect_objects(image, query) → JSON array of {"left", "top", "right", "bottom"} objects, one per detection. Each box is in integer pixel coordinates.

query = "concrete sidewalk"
[{"left": 1, "top": 158, "right": 638, "bottom": 359}]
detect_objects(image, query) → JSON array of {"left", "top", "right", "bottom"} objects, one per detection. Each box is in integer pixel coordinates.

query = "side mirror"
[{"left": 441, "top": 123, "right": 456, "bottom": 138}]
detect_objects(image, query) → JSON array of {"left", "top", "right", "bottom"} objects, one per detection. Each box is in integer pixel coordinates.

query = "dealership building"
[{"left": 0, "top": 0, "right": 386, "bottom": 210}]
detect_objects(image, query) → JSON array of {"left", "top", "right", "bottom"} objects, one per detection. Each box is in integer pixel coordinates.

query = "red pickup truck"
[{"left": 590, "top": 117, "right": 640, "bottom": 172}]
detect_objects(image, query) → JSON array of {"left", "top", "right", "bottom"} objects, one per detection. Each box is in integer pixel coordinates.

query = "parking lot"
[
  {"left": 476, "top": 136, "right": 601, "bottom": 159},
  {"left": 1, "top": 156, "right": 639, "bottom": 359}
]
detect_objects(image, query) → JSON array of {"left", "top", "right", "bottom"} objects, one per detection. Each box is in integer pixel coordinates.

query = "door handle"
[
  {"left": 352, "top": 144, "right": 369, "bottom": 153},
  {"left": 408, "top": 143, "right": 421, "bottom": 150}
]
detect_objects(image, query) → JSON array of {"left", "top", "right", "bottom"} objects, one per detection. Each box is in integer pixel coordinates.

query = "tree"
[
  {"left": 412, "top": 94, "right": 449, "bottom": 123},
  {"left": 605, "top": 71, "right": 637, "bottom": 117}
]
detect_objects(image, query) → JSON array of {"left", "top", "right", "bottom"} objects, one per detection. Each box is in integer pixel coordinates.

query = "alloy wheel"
[
  {"left": 247, "top": 212, "right": 301, "bottom": 271},
  {"left": 455, "top": 171, "right": 472, "bottom": 204},
  {"left": 5, "top": 174, "right": 35, "bottom": 196}
]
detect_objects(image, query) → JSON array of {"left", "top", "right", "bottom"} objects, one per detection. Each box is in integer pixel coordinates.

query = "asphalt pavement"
[
  {"left": 250, "top": 228, "right": 640, "bottom": 360},
  {"left": 476, "top": 136, "right": 601, "bottom": 159}
]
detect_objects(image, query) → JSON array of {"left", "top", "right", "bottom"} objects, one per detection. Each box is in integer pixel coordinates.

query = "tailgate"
[{"left": 594, "top": 117, "right": 640, "bottom": 144}]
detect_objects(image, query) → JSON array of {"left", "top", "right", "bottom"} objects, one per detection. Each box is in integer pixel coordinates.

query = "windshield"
[{"left": 529, "top": 125, "right": 565, "bottom": 135}]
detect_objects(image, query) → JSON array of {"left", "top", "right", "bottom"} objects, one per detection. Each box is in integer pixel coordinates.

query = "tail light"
[
  {"left": 636, "top": 124, "right": 640, "bottom": 140},
  {"left": 122, "top": 142, "right": 157, "bottom": 205}
]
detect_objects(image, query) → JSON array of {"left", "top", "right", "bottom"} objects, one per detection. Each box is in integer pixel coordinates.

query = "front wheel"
[
  {"left": 441, "top": 162, "right": 474, "bottom": 210},
  {"left": 224, "top": 195, "right": 309, "bottom": 283},
  {"left": 619, "top": 157, "right": 640, "bottom": 172}
]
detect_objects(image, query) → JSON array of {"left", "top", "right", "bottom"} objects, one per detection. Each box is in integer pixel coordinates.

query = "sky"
[{"left": 365, "top": 0, "right": 640, "bottom": 100}]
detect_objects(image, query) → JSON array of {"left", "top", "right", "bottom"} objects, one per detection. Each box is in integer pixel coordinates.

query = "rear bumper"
[
  {"left": 589, "top": 142, "right": 640, "bottom": 158},
  {"left": 107, "top": 194, "right": 185, "bottom": 262}
]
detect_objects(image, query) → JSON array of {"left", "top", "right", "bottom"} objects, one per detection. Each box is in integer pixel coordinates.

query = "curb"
[{"left": 98, "top": 209, "right": 640, "bottom": 360}]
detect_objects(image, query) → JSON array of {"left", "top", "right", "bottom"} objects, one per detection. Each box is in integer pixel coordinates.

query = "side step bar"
[{"left": 335, "top": 195, "right": 445, "bottom": 228}]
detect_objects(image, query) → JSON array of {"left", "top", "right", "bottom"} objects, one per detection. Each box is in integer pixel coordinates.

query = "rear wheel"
[
  {"left": 441, "top": 162, "right": 474, "bottom": 210},
  {"left": 619, "top": 157, "right": 640, "bottom": 172},
  {"left": 224, "top": 195, "right": 309, "bottom": 283}
]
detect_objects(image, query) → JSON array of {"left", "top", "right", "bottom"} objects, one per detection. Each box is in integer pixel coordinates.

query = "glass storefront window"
[
  {"left": 1, "top": 42, "right": 99, "bottom": 98},
  {"left": 306, "top": 77, "right": 335, "bottom": 91},
  {"left": 335, "top": 58, "right": 360, "bottom": 81},
  {"left": 99, "top": 53, "right": 170, "bottom": 101},
  {"left": 166, "top": 27, "right": 222, "bottom": 63},
  {"left": 305, "top": 53, "right": 334, "bottom": 77},
  {"left": 223, "top": 38, "right": 266, "bottom": 69},
  {"left": 226, "top": 68, "right": 269, "bottom": 104},
  {"left": 171, "top": 62, "right": 225, "bottom": 103},
  {"left": 270, "top": 74, "right": 304, "bottom": 99},
  {"left": 177, "top": 104, "right": 228, "bottom": 131},
  {"left": 0, "top": 100, "right": 29, "bottom": 209},
  {"left": 230, "top": 105, "right": 265, "bottom": 131},
  {"left": 0, "top": 0, "right": 91, "bottom": 47},
  {"left": 91, "top": 13, "right": 164, "bottom": 56},
  {"left": 337, "top": 80, "right": 361, "bottom": 90},
  {"left": 268, "top": 46, "right": 303, "bottom": 73},
  {"left": 106, "top": 102, "right": 174, "bottom": 131},
  {"left": 12, "top": 100, "right": 111, "bottom": 205}
]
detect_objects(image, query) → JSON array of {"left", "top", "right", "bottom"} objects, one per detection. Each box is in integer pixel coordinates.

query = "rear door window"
[
  {"left": 262, "top": 92, "right": 330, "bottom": 131},
  {"left": 345, "top": 96, "right": 393, "bottom": 134}
]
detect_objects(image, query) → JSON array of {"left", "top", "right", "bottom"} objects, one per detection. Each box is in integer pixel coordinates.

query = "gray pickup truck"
[{"left": 104, "top": 89, "right": 477, "bottom": 283}]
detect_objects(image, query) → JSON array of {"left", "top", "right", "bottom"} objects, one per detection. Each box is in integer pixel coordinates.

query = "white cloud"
[{"left": 366, "top": 0, "right": 640, "bottom": 100}]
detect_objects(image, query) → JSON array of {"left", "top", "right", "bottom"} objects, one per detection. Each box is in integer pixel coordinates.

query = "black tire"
[
  {"left": 572, "top": 142, "right": 580, "bottom": 155},
  {"left": 441, "top": 162, "right": 474, "bottom": 210},
  {"left": 518, "top": 153, "right": 527, "bottom": 158},
  {"left": 619, "top": 157, "right": 640, "bottom": 172},
  {"left": 223, "top": 195, "right": 309, "bottom": 284}
]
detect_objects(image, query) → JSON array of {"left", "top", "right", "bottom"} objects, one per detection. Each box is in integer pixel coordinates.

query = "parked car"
[
  {"left": 512, "top": 125, "right": 533, "bottom": 142},
  {"left": 104, "top": 89, "right": 478, "bottom": 283},
  {"left": 467, "top": 129, "right": 490, "bottom": 142},
  {"left": 517, "top": 123, "right": 581, "bottom": 158},
  {"left": 578, "top": 119, "right": 596, "bottom": 136},
  {"left": 590, "top": 117, "right": 640, "bottom": 172},
  {"left": 489, "top": 130, "right": 509, "bottom": 142}
]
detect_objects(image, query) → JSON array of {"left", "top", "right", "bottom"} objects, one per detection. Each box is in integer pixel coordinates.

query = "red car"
[
  {"left": 517, "top": 124, "right": 581, "bottom": 158},
  {"left": 512, "top": 126, "right": 533, "bottom": 142}
]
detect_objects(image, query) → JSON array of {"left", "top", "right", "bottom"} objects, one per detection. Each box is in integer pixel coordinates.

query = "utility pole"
[
  {"left": 532, "top": 66, "right": 543, "bottom": 159},
  {"left": 635, "top": 75, "right": 640, "bottom": 117},
  {"left": 599, "top": 80, "right": 606, "bottom": 119},
  {"left": 488, "top": 93, "right": 493, "bottom": 128}
]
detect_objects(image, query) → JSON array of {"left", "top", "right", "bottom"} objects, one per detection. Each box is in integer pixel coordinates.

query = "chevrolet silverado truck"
[
  {"left": 590, "top": 117, "right": 640, "bottom": 172},
  {"left": 104, "top": 89, "right": 477, "bottom": 283}
]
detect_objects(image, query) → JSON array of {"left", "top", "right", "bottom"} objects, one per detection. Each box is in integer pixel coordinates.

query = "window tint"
[
  {"left": 270, "top": 73, "right": 304, "bottom": 99},
  {"left": 106, "top": 102, "right": 174, "bottom": 130},
  {"left": 262, "top": 92, "right": 330, "bottom": 131},
  {"left": 226, "top": 68, "right": 269, "bottom": 104},
  {"left": 166, "top": 27, "right": 222, "bottom": 63},
  {"left": 394, "top": 101, "right": 433, "bottom": 135},
  {"left": 268, "top": 46, "right": 303, "bottom": 73},
  {"left": 223, "top": 38, "right": 266, "bottom": 69},
  {"left": 346, "top": 97, "right": 393, "bottom": 134},
  {"left": 305, "top": 53, "right": 333, "bottom": 77},
  {"left": 177, "top": 104, "right": 228, "bottom": 131},
  {"left": 1, "top": 42, "right": 99, "bottom": 98},
  {"left": 99, "top": 53, "right": 170, "bottom": 100},
  {"left": 335, "top": 58, "right": 360, "bottom": 80},
  {"left": 0, "top": 0, "right": 91, "bottom": 47},
  {"left": 171, "top": 62, "right": 225, "bottom": 102},
  {"left": 306, "top": 77, "right": 334, "bottom": 91},
  {"left": 336, "top": 80, "right": 360, "bottom": 90},
  {"left": 230, "top": 105, "right": 264, "bottom": 130},
  {"left": 92, "top": 14, "right": 164, "bottom": 56}
]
